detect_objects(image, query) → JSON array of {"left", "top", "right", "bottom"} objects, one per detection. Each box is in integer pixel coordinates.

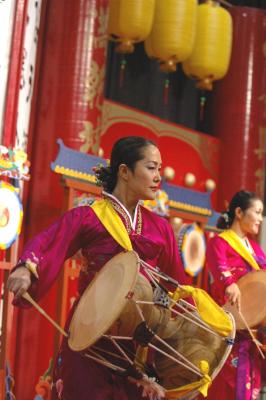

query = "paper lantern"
[
  {"left": 108, "top": 0, "right": 155, "bottom": 53},
  {"left": 144, "top": 0, "right": 197, "bottom": 72},
  {"left": 182, "top": 1, "right": 233, "bottom": 90}
]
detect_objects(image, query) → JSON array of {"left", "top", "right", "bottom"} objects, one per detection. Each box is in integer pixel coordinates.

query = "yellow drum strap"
[
  {"left": 170, "top": 285, "right": 233, "bottom": 337},
  {"left": 166, "top": 360, "right": 211, "bottom": 398}
]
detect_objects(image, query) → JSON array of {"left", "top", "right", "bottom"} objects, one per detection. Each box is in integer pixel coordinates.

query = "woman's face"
[
  {"left": 126, "top": 144, "right": 162, "bottom": 201},
  {"left": 238, "top": 199, "right": 264, "bottom": 236}
]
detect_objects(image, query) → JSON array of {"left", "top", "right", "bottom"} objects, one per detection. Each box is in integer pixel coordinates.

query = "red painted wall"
[{"left": 101, "top": 100, "right": 220, "bottom": 206}]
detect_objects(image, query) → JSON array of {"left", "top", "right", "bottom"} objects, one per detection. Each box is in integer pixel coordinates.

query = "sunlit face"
[
  {"left": 237, "top": 199, "right": 264, "bottom": 236},
  {"left": 126, "top": 144, "right": 162, "bottom": 201}
]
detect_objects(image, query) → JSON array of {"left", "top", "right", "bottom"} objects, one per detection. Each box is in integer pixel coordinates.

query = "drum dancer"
[
  {"left": 7, "top": 136, "right": 188, "bottom": 400},
  {"left": 206, "top": 190, "right": 266, "bottom": 400}
]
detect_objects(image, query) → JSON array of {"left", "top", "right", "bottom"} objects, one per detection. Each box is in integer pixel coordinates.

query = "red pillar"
[
  {"left": 2, "top": 0, "right": 28, "bottom": 148},
  {"left": 14, "top": 1, "right": 109, "bottom": 398},
  {"left": 208, "top": 7, "right": 266, "bottom": 209}
]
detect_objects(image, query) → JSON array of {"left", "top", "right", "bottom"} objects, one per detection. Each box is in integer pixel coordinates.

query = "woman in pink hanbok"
[
  {"left": 206, "top": 190, "right": 266, "bottom": 400},
  {"left": 7, "top": 136, "right": 188, "bottom": 400}
]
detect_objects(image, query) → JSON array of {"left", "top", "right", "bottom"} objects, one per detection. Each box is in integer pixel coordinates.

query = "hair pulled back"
[
  {"left": 94, "top": 136, "right": 156, "bottom": 193},
  {"left": 216, "top": 190, "right": 260, "bottom": 229}
]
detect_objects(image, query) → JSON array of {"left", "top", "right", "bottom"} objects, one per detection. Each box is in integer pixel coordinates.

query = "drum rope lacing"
[
  {"left": 21, "top": 251, "right": 235, "bottom": 400},
  {"left": 83, "top": 258, "right": 234, "bottom": 380},
  {"left": 140, "top": 259, "right": 229, "bottom": 340},
  {"left": 84, "top": 302, "right": 204, "bottom": 378},
  {"left": 133, "top": 298, "right": 204, "bottom": 378},
  {"left": 82, "top": 260, "right": 233, "bottom": 378}
]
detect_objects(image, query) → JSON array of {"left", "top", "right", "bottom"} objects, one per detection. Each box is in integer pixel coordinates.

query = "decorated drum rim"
[
  {"left": 0, "top": 181, "right": 23, "bottom": 250},
  {"left": 178, "top": 223, "right": 206, "bottom": 277}
]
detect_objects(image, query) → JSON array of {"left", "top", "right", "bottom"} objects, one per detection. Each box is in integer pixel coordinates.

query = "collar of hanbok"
[
  {"left": 102, "top": 191, "right": 142, "bottom": 233},
  {"left": 91, "top": 192, "right": 141, "bottom": 251},
  {"left": 91, "top": 193, "right": 162, "bottom": 261},
  {"left": 219, "top": 229, "right": 260, "bottom": 270}
]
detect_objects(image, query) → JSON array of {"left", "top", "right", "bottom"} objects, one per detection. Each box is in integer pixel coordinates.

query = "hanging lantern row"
[
  {"left": 108, "top": 0, "right": 155, "bottom": 53},
  {"left": 107, "top": 0, "right": 233, "bottom": 90},
  {"left": 144, "top": 0, "right": 197, "bottom": 73},
  {"left": 182, "top": 1, "right": 233, "bottom": 90}
]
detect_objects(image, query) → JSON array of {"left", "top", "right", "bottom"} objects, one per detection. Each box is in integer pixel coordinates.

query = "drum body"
[
  {"left": 107, "top": 272, "right": 171, "bottom": 338},
  {"left": 154, "top": 312, "right": 234, "bottom": 399},
  {"left": 68, "top": 251, "right": 170, "bottom": 350},
  {"left": 224, "top": 270, "right": 266, "bottom": 330},
  {"left": 68, "top": 251, "right": 235, "bottom": 400}
]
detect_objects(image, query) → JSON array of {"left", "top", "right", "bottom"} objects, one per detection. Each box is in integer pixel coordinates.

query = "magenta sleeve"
[
  {"left": 157, "top": 220, "right": 189, "bottom": 286},
  {"left": 14, "top": 206, "right": 94, "bottom": 303},
  {"left": 206, "top": 236, "right": 236, "bottom": 288}
]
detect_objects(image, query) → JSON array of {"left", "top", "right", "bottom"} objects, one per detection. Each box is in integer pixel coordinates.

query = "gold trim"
[
  {"left": 54, "top": 166, "right": 96, "bottom": 183},
  {"left": 169, "top": 200, "right": 212, "bottom": 216},
  {"left": 25, "top": 259, "right": 39, "bottom": 279}
]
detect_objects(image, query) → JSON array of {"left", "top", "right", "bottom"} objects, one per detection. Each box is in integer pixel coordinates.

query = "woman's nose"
[{"left": 155, "top": 171, "right": 161, "bottom": 182}]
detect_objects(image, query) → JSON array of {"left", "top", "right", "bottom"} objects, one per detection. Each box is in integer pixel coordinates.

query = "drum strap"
[
  {"left": 171, "top": 285, "right": 233, "bottom": 337},
  {"left": 91, "top": 199, "right": 133, "bottom": 251},
  {"left": 219, "top": 229, "right": 260, "bottom": 271},
  {"left": 166, "top": 360, "right": 211, "bottom": 398}
]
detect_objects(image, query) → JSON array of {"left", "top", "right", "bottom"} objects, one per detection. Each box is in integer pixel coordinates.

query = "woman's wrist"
[
  {"left": 224, "top": 276, "right": 236, "bottom": 287},
  {"left": 15, "top": 260, "right": 39, "bottom": 279}
]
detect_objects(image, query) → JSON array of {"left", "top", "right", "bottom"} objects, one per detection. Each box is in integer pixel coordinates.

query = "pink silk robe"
[
  {"left": 14, "top": 195, "right": 187, "bottom": 400},
  {"left": 205, "top": 235, "right": 266, "bottom": 400}
]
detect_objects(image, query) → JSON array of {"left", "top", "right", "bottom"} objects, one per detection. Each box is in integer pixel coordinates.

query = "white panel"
[
  {"left": 259, "top": 216, "right": 266, "bottom": 253},
  {"left": 0, "top": 0, "right": 16, "bottom": 143},
  {"left": 16, "top": 0, "right": 43, "bottom": 150}
]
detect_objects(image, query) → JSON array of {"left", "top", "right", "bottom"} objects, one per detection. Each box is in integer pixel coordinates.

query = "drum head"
[
  {"left": 68, "top": 251, "right": 140, "bottom": 351},
  {"left": 0, "top": 181, "right": 23, "bottom": 250},
  {"left": 178, "top": 223, "right": 206, "bottom": 277},
  {"left": 224, "top": 270, "right": 266, "bottom": 329}
]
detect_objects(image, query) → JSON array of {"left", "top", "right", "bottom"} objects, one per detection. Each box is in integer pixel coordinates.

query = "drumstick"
[
  {"left": 237, "top": 308, "right": 265, "bottom": 359},
  {"left": 22, "top": 292, "right": 68, "bottom": 337}
]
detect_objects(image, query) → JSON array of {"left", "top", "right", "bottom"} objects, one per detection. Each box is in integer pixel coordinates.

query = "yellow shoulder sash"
[
  {"left": 91, "top": 199, "right": 133, "bottom": 251},
  {"left": 219, "top": 229, "right": 260, "bottom": 271}
]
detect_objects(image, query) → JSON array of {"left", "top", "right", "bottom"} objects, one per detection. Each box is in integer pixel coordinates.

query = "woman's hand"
[
  {"left": 128, "top": 375, "right": 165, "bottom": 400},
  {"left": 225, "top": 282, "right": 241, "bottom": 311},
  {"left": 6, "top": 267, "right": 31, "bottom": 298}
]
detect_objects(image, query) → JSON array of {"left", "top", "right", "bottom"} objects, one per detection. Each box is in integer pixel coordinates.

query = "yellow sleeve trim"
[{"left": 25, "top": 259, "right": 39, "bottom": 279}]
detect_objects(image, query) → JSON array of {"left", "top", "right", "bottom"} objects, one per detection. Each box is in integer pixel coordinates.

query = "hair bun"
[{"left": 216, "top": 211, "right": 231, "bottom": 229}]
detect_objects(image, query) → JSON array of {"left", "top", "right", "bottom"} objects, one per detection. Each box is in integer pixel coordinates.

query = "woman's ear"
[
  {"left": 117, "top": 164, "right": 129, "bottom": 181},
  {"left": 235, "top": 206, "right": 243, "bottom": 220}
]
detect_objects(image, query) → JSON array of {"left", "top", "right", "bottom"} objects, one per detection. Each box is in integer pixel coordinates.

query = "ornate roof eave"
[
  {"left": 161, "top": 181, "right": 212, "bottom": 219},
  {"left": 51, "top": 139, "right": 106, "bottom": 184},
  {"left": 51, "top": 139, "right": 216, "bottom": 223}
]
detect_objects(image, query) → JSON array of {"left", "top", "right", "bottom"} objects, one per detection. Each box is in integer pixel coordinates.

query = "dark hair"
[
  {"left": 94, "top": 136, "right": 157, "bottom": 193},
  {"left": 216, "top": 190, "right": 261, "bottom": 229}
]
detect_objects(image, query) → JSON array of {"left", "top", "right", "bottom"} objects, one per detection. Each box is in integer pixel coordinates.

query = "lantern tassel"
[
  {"left": 163, "top": 77, "right": 170, "bottom": 105},
  {"left": 199, "top": 91, "right": 206, "bottom": 122},
  {"left": 119, "top": 56, "right": 127, "bottom": 88}
]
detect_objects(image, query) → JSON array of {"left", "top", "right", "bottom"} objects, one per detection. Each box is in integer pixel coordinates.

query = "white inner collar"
[
  {"left": 103, "top": 191, "right": 140, "bottom": 230},
  {"left": 242, "top": 237, "right": 253, "bottom": 253}
]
